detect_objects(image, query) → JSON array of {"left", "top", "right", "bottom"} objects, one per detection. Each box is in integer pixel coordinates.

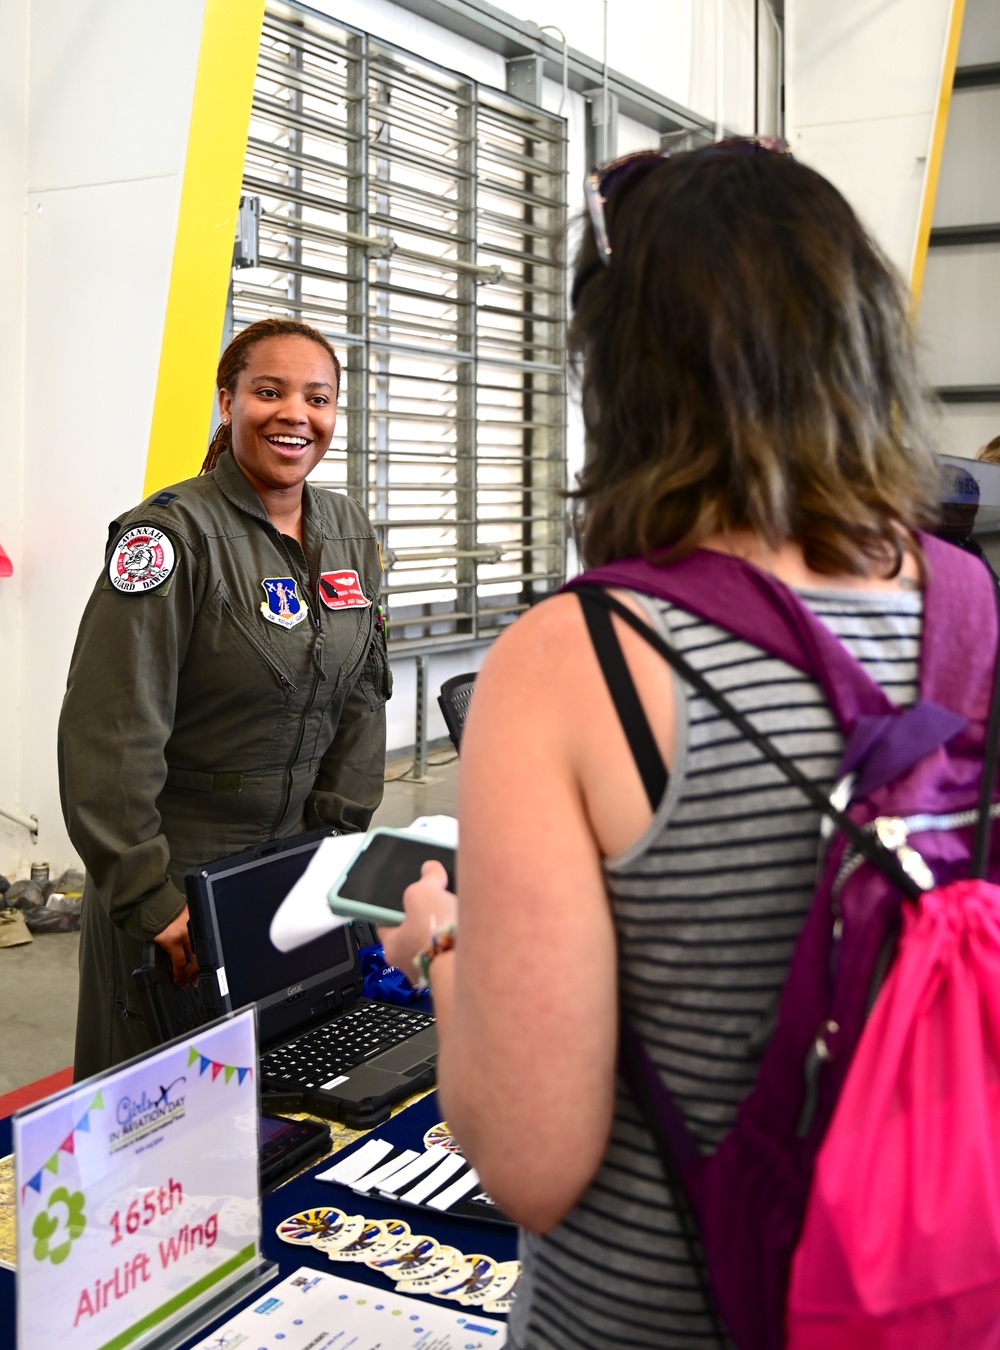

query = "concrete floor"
[{"left": 0, "top": 750, "right": 459, "bottom": 1097}]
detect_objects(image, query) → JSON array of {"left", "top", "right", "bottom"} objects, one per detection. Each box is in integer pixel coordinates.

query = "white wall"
[
  {"left": 1, "top": 0, "right": 761, "bottom": 876},
  {"left": 1, "top": 0, "right": 205, "bottom": 879},
  {"left": 0, "top": 0, "right": 31, "bottom": 871},
  {"left": 785, "top": 0, "right": 954, "bottom": 280}
]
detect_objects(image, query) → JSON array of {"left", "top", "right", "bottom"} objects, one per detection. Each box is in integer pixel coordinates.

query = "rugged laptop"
[{"left": 133, "top": 829, "right": 437, "bottom": 1128}]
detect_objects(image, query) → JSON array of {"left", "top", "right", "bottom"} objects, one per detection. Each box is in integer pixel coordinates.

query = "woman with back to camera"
[
  {"left": 380, "top": 143, "right": 998, "bottom": 1346},
  {"left": 60, "top": 318, "right": 391, "bottom": 1079}
]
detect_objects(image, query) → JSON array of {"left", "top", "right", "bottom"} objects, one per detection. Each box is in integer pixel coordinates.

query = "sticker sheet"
[{"left": 191, "top": 1266, "right": 507, "bottom": 1348}]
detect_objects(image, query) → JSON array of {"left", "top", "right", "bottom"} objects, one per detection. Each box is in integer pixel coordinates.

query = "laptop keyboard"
[{"left": 261, "top": 1002, "right": 435, "bottom": 1091}]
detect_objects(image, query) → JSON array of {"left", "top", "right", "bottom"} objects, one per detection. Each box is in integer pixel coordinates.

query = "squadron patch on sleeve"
[
  {"left": 107, "top": 524, "right": 176, "bottom": 593},
  {"left": 318, "top": 569, "right": 371, "bottom": 610}
]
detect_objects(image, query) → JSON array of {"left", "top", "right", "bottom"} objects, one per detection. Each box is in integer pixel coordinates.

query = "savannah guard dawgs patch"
[
  {"left": 260, "top": 577, "right": 309, "bottom": 629},
  {"left": 108, "top": 525, "right": 176, "bottom": 593},
  {"left": 318, "top": 569, "right": 371, "bottom": 610}
]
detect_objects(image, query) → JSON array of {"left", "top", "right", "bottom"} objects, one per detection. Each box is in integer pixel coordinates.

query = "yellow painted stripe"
[
  {"left": 910, "top": 0, "right": 966, "bottom": 311},
  {"left": 143, "top": 0, "right": 265, "bottom": 497}
]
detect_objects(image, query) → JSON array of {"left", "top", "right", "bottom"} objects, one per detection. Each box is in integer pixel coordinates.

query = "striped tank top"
[{"left": 508, "top": 585, "right": 923, "bottom": 1349}]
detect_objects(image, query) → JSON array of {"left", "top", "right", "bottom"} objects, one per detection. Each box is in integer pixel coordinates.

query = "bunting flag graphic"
[
  {"left": 187, "top": 1043, "right": 253, "bottom": 1086},
  {"left": 20, "top": 1090, "right": 104, "bottom": 1203}
]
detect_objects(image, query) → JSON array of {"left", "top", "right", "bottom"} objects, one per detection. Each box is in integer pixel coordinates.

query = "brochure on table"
[
  {"left": 191, "top": 1267, "right": 506, "bottom": 1349},
  {"left": 14, "top": 1008, "right": 269, "bottom": 1350}
]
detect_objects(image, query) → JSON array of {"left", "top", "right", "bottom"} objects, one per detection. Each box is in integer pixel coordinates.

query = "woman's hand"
[
  {"left": 379, "top": 860, "right": 457, "bottom": 979},
  {"left": 154, "top": 905, "right": 199, "bottom": 988}
]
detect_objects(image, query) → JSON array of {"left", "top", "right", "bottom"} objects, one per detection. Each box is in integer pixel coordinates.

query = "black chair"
[{"left": 437, "top": 672, "right": 478, "bottom": 752}]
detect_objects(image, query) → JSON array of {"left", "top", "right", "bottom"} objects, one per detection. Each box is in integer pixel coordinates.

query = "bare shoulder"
[
  {"left": 463, "top": 595, "right": 596, "bottom": 761},
  {"left": 476, "top": 593, "right": 590, "bottom": 687}
]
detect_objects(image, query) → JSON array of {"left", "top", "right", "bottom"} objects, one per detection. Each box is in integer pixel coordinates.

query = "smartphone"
[
  {"left": 259, "top": 1112, "right": 331, "bottom": 1191},
  {"left": 328, "top": 827, "right": 456, "bottom": 927}
]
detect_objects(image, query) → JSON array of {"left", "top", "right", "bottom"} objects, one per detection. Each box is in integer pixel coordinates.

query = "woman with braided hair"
[{"left": 60, "top": 318, "right": 391, "bottom": 1077}]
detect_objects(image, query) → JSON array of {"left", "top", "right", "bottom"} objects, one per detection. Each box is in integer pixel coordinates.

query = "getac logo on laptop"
[{"left": 286, "top": 984, "right": 305, "bottom": 1000}]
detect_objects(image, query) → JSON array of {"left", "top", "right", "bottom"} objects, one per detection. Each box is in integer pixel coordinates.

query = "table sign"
[{"left": 14, "top": 1009, "right": 275, "bottom": 1350}]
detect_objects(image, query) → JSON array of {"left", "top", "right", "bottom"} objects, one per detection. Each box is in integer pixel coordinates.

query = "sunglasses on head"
[{"left": 571, "top": 135, "right": 791, "bottom": 308}]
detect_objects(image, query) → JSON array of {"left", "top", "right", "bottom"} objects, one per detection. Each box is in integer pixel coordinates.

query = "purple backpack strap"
[
  {"left": 568, "top": 533, "right": 996, "bottom": 795},
  {"left": 570, "top": 547, "right": 893, "bottom": 727}
]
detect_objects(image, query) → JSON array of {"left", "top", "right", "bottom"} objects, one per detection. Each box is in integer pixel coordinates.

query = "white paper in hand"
[{"left": 268, "top": 834, "right": 365, "bottom": 951}]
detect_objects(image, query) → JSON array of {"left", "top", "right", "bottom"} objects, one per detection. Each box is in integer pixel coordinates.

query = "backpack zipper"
[
  {"left": 796, "top": 1019, "right": 840, "bottom": 1138},
  {"left": 829, "top": 804, "right": 1000, "bottom": 900}
]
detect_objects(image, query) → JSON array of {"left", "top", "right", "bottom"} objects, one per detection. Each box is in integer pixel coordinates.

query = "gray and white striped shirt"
[{"left": 509, "top": 586, "right": 922, "bottom": 1349}]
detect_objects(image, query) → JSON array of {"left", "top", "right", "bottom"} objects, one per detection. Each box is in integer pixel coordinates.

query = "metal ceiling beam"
[
  {"left": 936, "top": 385, "right": 1000, "bottom": 404},
  {"left": 954, "top": 62, "right": 1000, "bottom": 89},
  {"left": 929, "top": 223, "right": 1000, "bottom": 247},
  {"left": 382, "top": 0, "right": 714, "bottom": 134}
]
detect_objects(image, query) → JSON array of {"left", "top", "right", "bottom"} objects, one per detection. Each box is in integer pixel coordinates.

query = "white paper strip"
[
  {"left": 351, "top": 1149, "right": 420, "bottom": 1192},
  {"left": 398, "top": 1150, "right": 464, "bottom": 1205},
  {"left": 316, "top": 1137, "right": 394, "bottom": 1185},
  {"left": 375, "top": 1148, "right": 444, "bottom": 1196},
  {"left": 426, "top": 1166, "right": 480, "bottom": 1212},
  {"left": 269, "top": 834, "right": 363, "bottom": 951}
]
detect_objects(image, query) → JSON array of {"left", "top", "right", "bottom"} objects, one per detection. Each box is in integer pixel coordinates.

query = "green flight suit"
[{"left": 59, "top": 451, "right": 391, "bottom": 1079}]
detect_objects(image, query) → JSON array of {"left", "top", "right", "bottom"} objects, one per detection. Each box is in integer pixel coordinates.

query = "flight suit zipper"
[{"left": 272, "top": 549, "right": 327, "bottom": 834}]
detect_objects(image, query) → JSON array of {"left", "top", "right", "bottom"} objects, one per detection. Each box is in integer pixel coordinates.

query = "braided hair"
[{"left": 200, "top": 319, "right": 342, "bottom": 474}]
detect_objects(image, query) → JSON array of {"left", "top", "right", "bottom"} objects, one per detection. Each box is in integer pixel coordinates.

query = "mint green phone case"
[{"left": 326, "top": 826, "right": 454, "bottom": 928}]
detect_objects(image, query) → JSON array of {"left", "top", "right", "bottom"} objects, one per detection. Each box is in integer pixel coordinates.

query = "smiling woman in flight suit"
[{"left": 59, "top": 318, "right": 391, "bottom": 1079}]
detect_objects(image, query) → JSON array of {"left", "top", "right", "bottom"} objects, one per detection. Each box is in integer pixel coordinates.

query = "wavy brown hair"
[
  {"left": 568, "top": 145, "right": 940, "bottom": 573},
  {"left": 200, "top": 318, "right": 342, "bottom": 474}
]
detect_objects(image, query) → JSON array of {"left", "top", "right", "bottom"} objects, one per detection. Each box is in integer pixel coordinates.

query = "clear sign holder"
[
  {"left": 122, "top": 1257, "right": 278, "bottom": 1350},
  {"left": 14, "top": 1008, "right": 277, "bottom": 1350}
]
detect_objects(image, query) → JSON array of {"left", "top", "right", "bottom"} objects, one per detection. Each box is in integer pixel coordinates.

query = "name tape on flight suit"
[
  {"left": 318, "top": 570, "right": 371, "bottom": 610},
  {"left": 108, "top": 525, "right": 176, "bottom": 594}
]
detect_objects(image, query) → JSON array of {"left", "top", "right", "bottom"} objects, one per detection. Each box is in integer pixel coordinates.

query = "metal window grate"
[{"left": 234, "top": 0, "right": 568, "bottom": 651}]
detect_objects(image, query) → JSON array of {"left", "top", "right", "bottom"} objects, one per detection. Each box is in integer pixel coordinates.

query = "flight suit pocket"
[
  {"left": 330, "top": 600, "right": 376, "bottom": 693},
  {"left": 176, "top": 583, "right": 298, "bottom": 779},
  {"left": 209, "top": 584, "right": 297, "bottom": 691},
  {"left": 359, "top": 621, "right": 393, "bottom": 711}
]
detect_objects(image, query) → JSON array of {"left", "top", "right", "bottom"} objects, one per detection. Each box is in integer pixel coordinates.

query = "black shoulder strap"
[{"left": 578, "top": 590, "right": 668, "bottom": 810}]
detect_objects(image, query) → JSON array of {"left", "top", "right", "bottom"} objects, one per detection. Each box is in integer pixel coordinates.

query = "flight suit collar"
[
  {"left": 213, "top": 446, "right": 324, "bottom": 568},
  {"left": 213, "top": 448, "right": 275, "bottom": 526}
]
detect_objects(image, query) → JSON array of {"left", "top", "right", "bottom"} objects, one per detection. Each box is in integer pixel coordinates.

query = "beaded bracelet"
[{"left": 415, "top": 922, "right": 457, "bottom": 989}]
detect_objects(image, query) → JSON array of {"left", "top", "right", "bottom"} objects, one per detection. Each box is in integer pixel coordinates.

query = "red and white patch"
[
  {"left": 318, "top": 569, "right": 371, "bottom": 610},
  {"left": 108, "top": 524, "right": 176, "bottom": 594}
]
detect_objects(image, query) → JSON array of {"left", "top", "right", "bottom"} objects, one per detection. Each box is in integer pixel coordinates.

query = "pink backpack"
[
  {"left": 572, "top": 535, "right": 1000, "bottom": 1348},
  {"left": 787, "top": 873, "right": 1000, "bottom": 1347}
]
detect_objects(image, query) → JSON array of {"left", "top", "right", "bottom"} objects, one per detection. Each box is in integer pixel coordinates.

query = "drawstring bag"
[{"left": 787, "top": 877, "right": 1000, "bottom": 1347}]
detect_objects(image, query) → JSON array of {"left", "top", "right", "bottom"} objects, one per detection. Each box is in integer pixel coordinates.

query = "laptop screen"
[{"left": 201, "top": 844, "right": 356, "bottom": 1020}]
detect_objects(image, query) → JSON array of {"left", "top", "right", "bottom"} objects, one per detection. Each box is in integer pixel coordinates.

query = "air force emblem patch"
[
  {"left": 318, "top": 569, "right": 371, "bottom": 610},
  {"left": 260, "top": 577, "right": 308, "bottom": 629}
]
